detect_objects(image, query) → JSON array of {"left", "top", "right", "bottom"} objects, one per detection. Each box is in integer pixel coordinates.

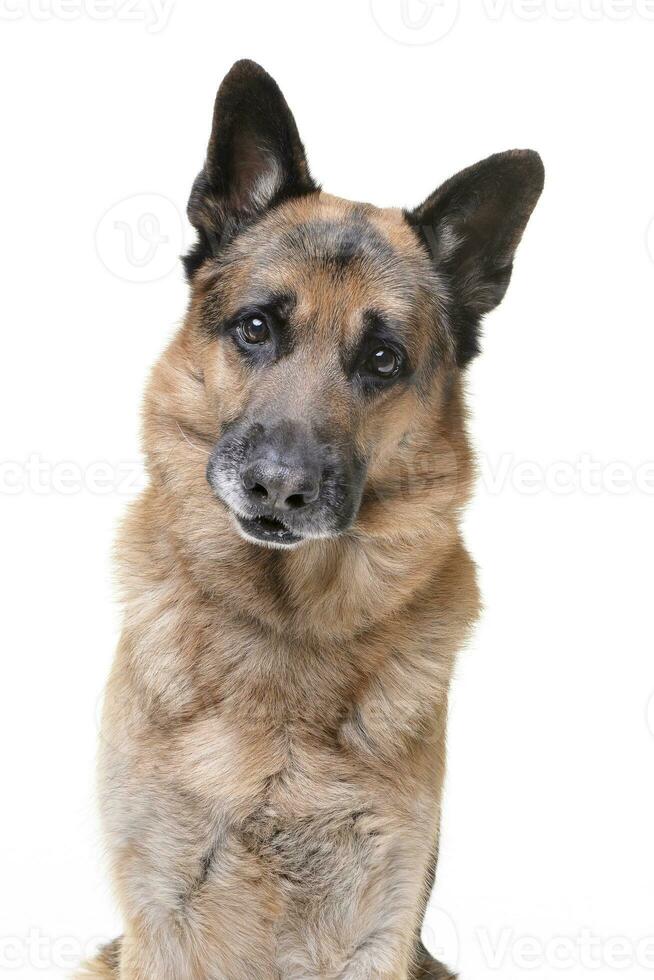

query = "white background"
[{"left": 1, "top": 1, "right": 653, "bottom": 977}]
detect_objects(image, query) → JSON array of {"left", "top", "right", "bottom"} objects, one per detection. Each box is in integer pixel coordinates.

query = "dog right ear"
[
  {"left": 184, "top": 60, "right": 318, "bottom": 279},
  {"left": 406, "top": 150, "right": 544, "bottom": 366}
]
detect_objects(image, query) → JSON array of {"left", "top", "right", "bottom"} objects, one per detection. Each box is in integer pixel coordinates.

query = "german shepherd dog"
[{"left": 79, "top": 61, "right": 543, "bottom": 979}]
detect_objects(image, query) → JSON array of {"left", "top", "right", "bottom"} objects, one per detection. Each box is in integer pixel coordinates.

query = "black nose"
[{"left": 241, "top": 457, "right": 320, "bottom": 512}]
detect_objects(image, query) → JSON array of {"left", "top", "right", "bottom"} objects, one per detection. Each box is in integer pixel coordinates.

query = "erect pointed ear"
[
  {"left": 184, "top": 60, "right": 318, "bottom": 278},
  {"left": 407, "top": 149, "right": 544, "bottom": 365}
]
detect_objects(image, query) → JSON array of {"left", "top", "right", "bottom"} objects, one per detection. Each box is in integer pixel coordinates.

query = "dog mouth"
[{"left": 234, "top": 513, "right": 303, "bottom": 548}]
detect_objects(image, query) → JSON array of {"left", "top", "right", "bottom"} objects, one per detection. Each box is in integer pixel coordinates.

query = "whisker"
[{"left": 177, "top": 422, "right": 212, "bottom": 457}]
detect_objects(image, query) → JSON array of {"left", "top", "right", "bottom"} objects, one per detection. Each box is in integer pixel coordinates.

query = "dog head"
[{"left": 177, "top": 60, "right": 543, "bottom": 550}]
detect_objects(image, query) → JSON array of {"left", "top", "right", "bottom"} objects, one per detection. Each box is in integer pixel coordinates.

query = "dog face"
[
  {"left": 184, "top": 61, "right": 543, "bottom": 549},
  {"left": 199, "top": 194, "right": 448, "bottom": 549}
]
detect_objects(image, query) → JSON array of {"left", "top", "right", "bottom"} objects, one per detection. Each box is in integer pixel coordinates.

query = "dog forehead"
[
  {"left": 271, "top": 191, "right": 418, "bottom": 251},
  {"left": 233, "top": 193, "right": 431, "bottom": 329}
]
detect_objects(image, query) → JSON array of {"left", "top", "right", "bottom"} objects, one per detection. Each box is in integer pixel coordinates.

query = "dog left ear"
[
  {"left": 407, "top": 149, "right": 544, "bottom": 365},
  {"left": 184, "top": 60, "right": 318, "bottom": 278}
]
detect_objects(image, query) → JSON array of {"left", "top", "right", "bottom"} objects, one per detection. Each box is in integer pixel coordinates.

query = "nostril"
[
  {"left": 250, "top": 482, "right": 268, "bottom": 500},
  {"left": 241, "top": 470, "right": 269, "bottom": 499},
  {"left": 284, "top": 481, "right": 320, "bottom": 510}
]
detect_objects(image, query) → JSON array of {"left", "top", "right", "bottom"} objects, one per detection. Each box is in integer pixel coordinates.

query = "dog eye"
[
  {"left": 365, "top": 346, "right": 401, "bottom": 379},
  {"left": 238, "top": 315, "right": 270, "bottom": 345}
]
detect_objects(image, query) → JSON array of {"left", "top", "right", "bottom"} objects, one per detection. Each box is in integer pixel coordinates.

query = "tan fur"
[
  {"left": 80, "top": 192, "right": 478, "bottom": 979},
  {"left": 77, "top": 939, "right": 122, "bottom": 978}
]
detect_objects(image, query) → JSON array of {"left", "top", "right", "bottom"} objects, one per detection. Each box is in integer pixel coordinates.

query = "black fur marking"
[
  {"left": 275, "top": 218, "right": 398, "bottom": 273},
  {"left": 197, "top": 842, "right": 219, "bottom": 888},
  {"left": 203, "top": 288, "right": 296, "bottom": 337},
  {"left": 181, "top": 840, "right": 221, "bottom": 909}
]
